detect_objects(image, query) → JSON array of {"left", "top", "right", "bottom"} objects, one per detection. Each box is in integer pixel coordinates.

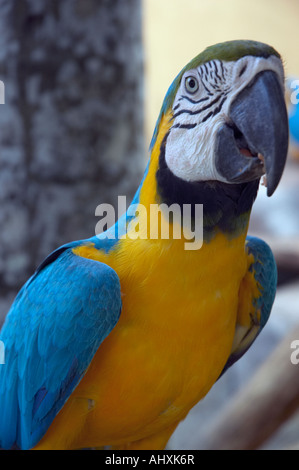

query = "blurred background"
[{"left": 1, "top": 0, "right": 299, "bottom": 450}]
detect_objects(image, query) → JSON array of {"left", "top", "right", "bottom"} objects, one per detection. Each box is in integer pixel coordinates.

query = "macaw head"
[{"left": 152, "top": 40, "right": 288, "bottom": 200}]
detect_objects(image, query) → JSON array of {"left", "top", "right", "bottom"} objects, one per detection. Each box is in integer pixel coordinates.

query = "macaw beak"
[{"left": 215, "top": 70, "right": 289, "bottom": 196}]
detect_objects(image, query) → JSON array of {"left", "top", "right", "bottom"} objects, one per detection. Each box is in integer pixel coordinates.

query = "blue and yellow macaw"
[{"left": 0, "top": 40, "right": 288, "bottom": 450}]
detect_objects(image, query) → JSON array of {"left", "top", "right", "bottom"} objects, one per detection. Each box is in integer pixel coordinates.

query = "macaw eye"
[{"left": 185, "top": 76, "right": 199, "bottom": 94}]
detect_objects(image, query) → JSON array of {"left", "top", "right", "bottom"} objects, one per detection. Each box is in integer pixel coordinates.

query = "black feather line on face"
[{"left": 155, "top": 132, "right": 260, "bottom": 239}]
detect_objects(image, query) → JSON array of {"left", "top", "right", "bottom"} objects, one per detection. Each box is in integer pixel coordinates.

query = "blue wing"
[
  {"left": 220, "top": 235, "right": 277, "bottom": 376},
  {"left": 0, "top": 245, "right": 122, "bottom": 449}
]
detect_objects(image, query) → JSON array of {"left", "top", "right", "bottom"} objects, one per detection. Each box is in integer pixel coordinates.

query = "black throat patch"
[{"left": 156, "top": 133, "right": 259, "bottom": 239}]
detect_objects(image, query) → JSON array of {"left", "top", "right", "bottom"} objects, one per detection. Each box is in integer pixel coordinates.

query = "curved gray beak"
[{"left": 215, "top": 70, "right": 289, "bottom": 196}]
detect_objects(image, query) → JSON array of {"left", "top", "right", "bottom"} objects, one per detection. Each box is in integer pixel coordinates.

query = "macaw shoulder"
[
  {"left": 0, "top": 241, "right": 122, "bottom": 450},
  {"left": 220, "top": 236, "right": 277, "bottom": 376},
  {"left": 244, "top": 235, "right": 277, "bottom": 321}
]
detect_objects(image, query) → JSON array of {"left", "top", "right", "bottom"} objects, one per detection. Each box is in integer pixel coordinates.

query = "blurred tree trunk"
[{"left": 0, "top": 0, "right": 144, "bottom": 323}]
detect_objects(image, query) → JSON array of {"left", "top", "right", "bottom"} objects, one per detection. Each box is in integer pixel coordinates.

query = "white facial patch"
[{"left": 165, "top": 55, "right": 285, "bottom": 182}]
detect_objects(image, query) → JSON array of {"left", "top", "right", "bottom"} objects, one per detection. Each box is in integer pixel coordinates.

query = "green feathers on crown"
[{"left": 185, "top": 40, "right": 280, "bottom": 72}]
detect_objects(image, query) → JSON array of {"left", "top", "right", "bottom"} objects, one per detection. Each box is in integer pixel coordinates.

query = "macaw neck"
[
  {"left": 135, "top": 119, "right": 259, "bottom": 241},
  {"left": 156, "top": 134, "right": 260, "bottom": 238},
  {"left": 90, "top": 110, "right": 259, "bottom": 251}
]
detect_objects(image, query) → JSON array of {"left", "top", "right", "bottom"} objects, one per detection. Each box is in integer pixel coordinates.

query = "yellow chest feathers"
[{"left": 73, "top": 232, "right": 247, "bottom": 406}]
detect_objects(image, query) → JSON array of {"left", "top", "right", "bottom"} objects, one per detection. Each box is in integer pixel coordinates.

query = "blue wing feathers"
[
  {"left": 0, "top": 245, "right": 122, "bottom": 449},
  {"left": 246, "top": 235, "right": 277, "bottom": 328},
  {"left": 219, "top": 236, "right": 277, "bottom": 377}
]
